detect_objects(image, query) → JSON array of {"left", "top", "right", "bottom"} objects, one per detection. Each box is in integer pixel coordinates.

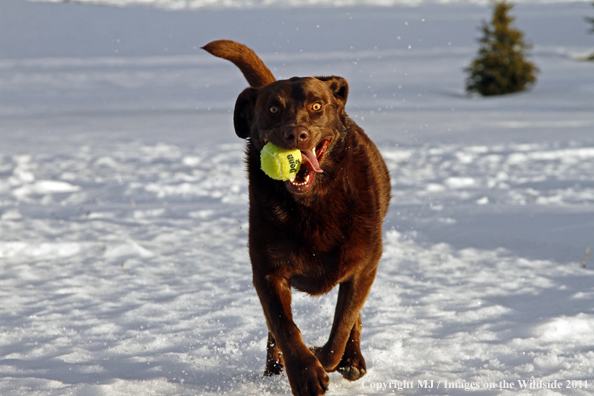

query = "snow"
[
  {"left": 1, "top": 0, "right": 594, "bottom": 394},
  {"left": 25, "top": 0, "right": 594, "bottom": 9}
]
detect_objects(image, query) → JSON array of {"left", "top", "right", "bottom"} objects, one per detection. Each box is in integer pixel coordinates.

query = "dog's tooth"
[{"left": 287, "top": 172, "right": 312, "bottom": 186}]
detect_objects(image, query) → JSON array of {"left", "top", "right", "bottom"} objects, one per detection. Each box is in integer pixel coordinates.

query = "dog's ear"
[
  {"left": 316, "top": 76, "right": 349, "bottom": 108},
  {"left": 233, "top": 87, "right": 258, "bottom": 139}
]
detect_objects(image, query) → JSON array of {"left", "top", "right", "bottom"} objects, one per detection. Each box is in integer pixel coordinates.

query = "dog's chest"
[{"left": 268, "top": 206, "right": 368, "bottom": 283}]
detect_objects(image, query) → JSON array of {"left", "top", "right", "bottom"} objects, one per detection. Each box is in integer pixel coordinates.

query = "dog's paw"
[
  {"left": 336, "top": 355, "right": 367, "bottom": 381},
  {"left": 263, "top": 357, "right": 284, "bottom": 377},
  {"left": 263, "top": 361, "right": 283, "bottom": 377},
  {"left": 310, "top": 345, "right": 341, "bottom": 372},
  {"left": 285, "top": 354, "right": 330, "bottom": 396}
]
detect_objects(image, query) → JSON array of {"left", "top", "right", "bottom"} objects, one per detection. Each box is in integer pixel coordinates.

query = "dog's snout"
[{"left": 283, "top": 126, "right": 310, "bottom": 148}]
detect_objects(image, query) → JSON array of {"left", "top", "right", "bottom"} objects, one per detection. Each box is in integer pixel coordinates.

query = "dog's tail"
[{"left": 202, "top": 40, "right": 276, "bottom": 88}]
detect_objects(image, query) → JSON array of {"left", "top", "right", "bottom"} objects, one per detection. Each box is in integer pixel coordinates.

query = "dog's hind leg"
[{"left": 264, "top": 331, "right": 284, "bottom": 376}]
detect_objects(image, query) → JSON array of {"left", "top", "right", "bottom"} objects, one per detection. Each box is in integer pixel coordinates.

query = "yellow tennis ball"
[{"left": 260, "top": 142, "right": 302, "bottom": 181}]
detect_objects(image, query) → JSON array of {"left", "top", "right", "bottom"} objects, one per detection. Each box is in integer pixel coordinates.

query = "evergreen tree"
[
  {"left": 587, "top": 2, "right": 594, "bottom": 34},
  {"left": 587, "top": 2, "right": 594, "bottom": 60},
  {"left": 465, "top": 1, "right": 538, "bottom": 96}
]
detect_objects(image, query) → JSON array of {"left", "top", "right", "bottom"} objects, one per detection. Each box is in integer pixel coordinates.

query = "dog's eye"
[
  {"left": 269, "top": 106, "right": 279, "bottom": 114},
  {"left": 312, "top": 103, "right": 323, "bottom": 111}
]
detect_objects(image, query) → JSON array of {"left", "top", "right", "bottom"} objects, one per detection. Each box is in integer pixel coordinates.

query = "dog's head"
[{"left": 233, "top": 76, "right": 349, "bottom": 194}]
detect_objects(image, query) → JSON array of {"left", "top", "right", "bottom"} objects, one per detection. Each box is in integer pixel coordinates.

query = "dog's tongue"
[{"left": 300, "top": 150, "right": 323, "bottom": 173}]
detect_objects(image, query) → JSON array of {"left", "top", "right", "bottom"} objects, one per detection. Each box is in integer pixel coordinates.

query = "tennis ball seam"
[
  {"left": 260, "top": 143, "right": 302, "bottom": 181},
  {"left": 262, "top": 144, "right": 283, "bottom": 179}
]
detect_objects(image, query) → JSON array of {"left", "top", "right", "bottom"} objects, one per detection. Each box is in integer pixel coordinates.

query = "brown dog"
[{"left": 203, "top": 40, "right": 391, "bottom": 396}]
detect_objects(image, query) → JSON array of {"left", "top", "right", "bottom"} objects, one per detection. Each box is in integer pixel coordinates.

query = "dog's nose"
[{"left": 283, "top": 126, "right": 310, "bottom": 148}]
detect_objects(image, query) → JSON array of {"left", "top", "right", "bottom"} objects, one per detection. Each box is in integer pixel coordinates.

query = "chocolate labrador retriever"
[{"left": 203, "top": 40, "right": 391, "bottom": 396}]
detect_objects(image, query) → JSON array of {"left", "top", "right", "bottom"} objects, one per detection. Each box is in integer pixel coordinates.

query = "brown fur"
[{"left": 203, "top": 40, "right": 391, "bottom": 396}]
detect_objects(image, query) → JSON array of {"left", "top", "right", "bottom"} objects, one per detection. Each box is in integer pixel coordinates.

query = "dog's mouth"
[{"left": 285, "top": 139, "right": 330, "bottom": 194}]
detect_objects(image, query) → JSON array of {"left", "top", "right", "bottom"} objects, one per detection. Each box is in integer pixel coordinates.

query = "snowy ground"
[{"left": 1, "top": 0, "right": 594, "bottom": 395}]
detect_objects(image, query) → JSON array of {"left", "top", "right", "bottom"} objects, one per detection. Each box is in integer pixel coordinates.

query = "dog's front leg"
[
  {"left": 335, "top": 313, "right": 366, "bottom": 380},
  {"left": 314, "top": 271, "right": 376, "bottom": 381},
  {"left": 253, "top": 272, "right": 330, "bottom": 396}
]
